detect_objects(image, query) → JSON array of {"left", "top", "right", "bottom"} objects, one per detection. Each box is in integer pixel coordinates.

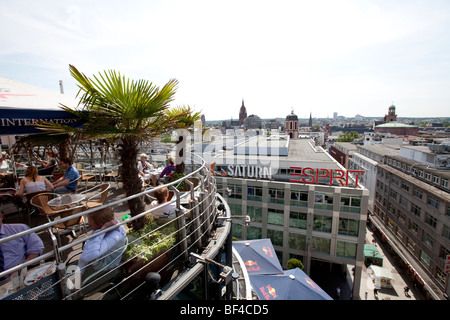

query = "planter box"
[{"left": 122, "top": 249, "right": 171, "bottom": 287}]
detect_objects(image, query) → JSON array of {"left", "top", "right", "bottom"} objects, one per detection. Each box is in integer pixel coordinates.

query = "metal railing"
[{"left": 0, "top": 152, "right": 230, "bottom": 300}]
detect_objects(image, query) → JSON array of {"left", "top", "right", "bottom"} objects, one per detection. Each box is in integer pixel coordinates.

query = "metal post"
[
  {"left": 225, "top": 229, "right": 233, "bottom": 300},
  {"left": 57, "top": 262, "right": 69, "bottom": 299},
  {"left": 186, "top": 179, "right": 202, "bottom": 250},
  {"left": 202, "top": 190, "right": 212, "bottom": 239},
  {"left": 173, "top": 188, "right": 188, "bottom": 261}
]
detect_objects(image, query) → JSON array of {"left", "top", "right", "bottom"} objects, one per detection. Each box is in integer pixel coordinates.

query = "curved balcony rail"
[{"left": 0, "top": 152, "right": 232, "bottom": 300}]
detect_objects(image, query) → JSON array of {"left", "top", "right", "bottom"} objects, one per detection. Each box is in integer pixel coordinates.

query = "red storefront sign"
[{"left": 289, "top": 167, "right": 365, "bottom": 188}]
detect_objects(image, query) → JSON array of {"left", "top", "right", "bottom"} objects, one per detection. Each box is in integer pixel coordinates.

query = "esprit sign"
[{"left": 289, "top": 167, "right": 365, "bottom": 188}]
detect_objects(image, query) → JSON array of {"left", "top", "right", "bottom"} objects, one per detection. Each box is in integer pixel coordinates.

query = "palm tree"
[{"left": 39, "top": 65, "right": 197, "bottom": 230}]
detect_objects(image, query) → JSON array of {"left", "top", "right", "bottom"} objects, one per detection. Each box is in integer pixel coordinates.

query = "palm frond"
[{"left": 38, "top": 65, "right": 197, "bottom": 141}]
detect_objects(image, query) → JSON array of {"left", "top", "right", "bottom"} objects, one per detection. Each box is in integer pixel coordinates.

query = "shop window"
[
  {"left": 247, "top": 226, "right": 262, "bottom": 240},
  {"left": 228, "top": 184, "right": 242, "bottom": 199},
  {"left": 411, "top": 204, "right": 421, "bottom": 217},
  {"left": 336, "top": 241, "right": 357, "bottom": 259},
  {"left": 290, "top": 191, "right": 308, "bottom": 207},
  {"left": 314, "top": 192, "right": 333, "bottom": 210},
  {"left": 338, "top": 218, "right": 359, "bottom": 237},
  {"left": 267, "top": 229, "right": 283, "bottom": 247},
  {"left": 268, "top": 208, "right": 284, "bottom": 226},
  {"left": 232, "top": 223, "right": 243, "bottom": 239},
  {"left": 312, "top": 237, "right": 331, "bottom": 255},
  {"left": 228, "top": 203, "right": 242, "bottom": 216},
  {"left": 425, "top": 213, "right": 437, "bottom": 229},
  {"left": 442, "top": 225, "right": 450, "bottom": 241},
  {"left": 340, "top": 195, "right": 361, "bottom": 213},
  {"left": 427, "top": 196, "right": 439, "bottom": 209},
  {"left": 420, "top": 251, "right": 431, "bottom": 266},
  {"left": 289, "top": 233, "right": 306, "bottom": 251},
  {"left": 247, "top": 186, "right": 263, "bottom": 202},
  {"left": 247, "top": 205, "right": 262, "bottom": 223},
  {"left": 268, "top": 188, "right": 285, "bottom": 204},
  {"left": 313, "top": 214, "right": 332, "bottom": 233},
  {"left": 422, "top": 232, "right": 434, "bottom": 249},
  {"left": 289, "top": 211, "right": 307, "bottom": 230}
]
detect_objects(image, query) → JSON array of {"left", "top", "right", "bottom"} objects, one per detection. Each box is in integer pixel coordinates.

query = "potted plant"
[
  {"left": 168, "top": 171, "right": 187, "bottom": 191},
  {"left": 122, "top": 219, "right": 176, "bottom": 286}
]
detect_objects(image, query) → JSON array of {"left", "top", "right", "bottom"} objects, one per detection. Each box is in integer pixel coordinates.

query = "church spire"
[{"left": 239, "top": 98, "right": 247, "bottom": 126}]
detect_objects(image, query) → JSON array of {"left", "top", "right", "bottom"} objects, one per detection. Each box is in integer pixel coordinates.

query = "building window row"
[{"left": 385, "top": 156, "right": 450, "bottom": 192}]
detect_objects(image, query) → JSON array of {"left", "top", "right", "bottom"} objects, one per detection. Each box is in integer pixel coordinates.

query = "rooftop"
[{"left": 376, "top": 122, "right": 418, "bottom": 128}]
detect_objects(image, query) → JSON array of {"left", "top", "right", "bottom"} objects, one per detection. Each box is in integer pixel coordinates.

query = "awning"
[
  {"left": 0, "top": 77, "right": 84, "bottom": 135},
  {"left": 363, "top": 244, "right": 383, "bottom": 265},
  {"left": 368, "top": 265, "right": 393, "bottom": 280}
]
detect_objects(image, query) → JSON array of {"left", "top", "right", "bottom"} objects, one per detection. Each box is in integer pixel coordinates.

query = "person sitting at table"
[
  {"left": 37, "top": 150, "right": 57, "bottom": 176},
  {"left": 77, "top": 207, "right": 126, "bottom": 277},
  {"left": 138, "top": 153, "right": 158, "bottom": 186},
  {"left": 15, "top": 165, "right": 54, "bottom": 197},
  {"left": 52, "top": 158, "right": 80, "bottom": 194},
  {"left": 0, "top": 211, "right": 44, "bottom": 280},
  {"left": 159, "top": 156, "right": 176, "bottom": 184},
  {"left": 15, "top": 165, "right": 54, "bottom": 215},
  {"left": 148, "top": 187, "right": 188, "bottom": 221},
  {"left": 137, "top": 153, "right": 154, "bottom": 179},
  {"left": 0, "top": 152, "right": 26, "bottom": 188}
]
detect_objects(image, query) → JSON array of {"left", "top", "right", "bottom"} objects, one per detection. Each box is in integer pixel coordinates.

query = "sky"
[{"left": 1, "top": 0, "right": 450, "bottom": 120}]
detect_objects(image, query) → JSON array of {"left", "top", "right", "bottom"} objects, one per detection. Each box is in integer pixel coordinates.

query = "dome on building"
[
  {"left": 286, "top": 110, "right": 298, "bottom": 121},
  {"left": 244, "top": 114, "right": 262, "bottom": 129}
]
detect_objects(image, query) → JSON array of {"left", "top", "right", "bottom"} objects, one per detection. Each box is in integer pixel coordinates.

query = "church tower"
[
  {"left": 285, "top": 109, "right": 299, "bottom": 139},
  {"left": 384, "top": 104, "right": 397, "bottom": 123},
  {"left": 239, "top": 99, "right": 247, "bottom": 126}
]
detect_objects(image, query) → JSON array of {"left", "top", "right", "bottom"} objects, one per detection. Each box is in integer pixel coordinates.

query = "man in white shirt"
[{"left": 148, "top": 187, "right": 188, "bottom": 220}]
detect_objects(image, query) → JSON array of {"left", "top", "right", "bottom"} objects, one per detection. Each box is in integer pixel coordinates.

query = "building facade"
[
  {"left": 375, "top": 122, "right": 419, "bottom": 136},
  {"left": 209, "top": 135, "right": 369, "bottom": 299},
  {"left": 372, "top": 144, "right": 450, "bottom": 299}
]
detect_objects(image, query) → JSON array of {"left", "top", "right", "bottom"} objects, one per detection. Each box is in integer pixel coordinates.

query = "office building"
[
  {"left": 208, "top": 134, "right": 369, "bottom": 298},
  {"left": 372, "top": 143, "right": 450, "bottom": 299}
]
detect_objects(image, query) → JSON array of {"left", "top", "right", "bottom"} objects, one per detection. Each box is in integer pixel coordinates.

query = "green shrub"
[
  {"left": 124, "top": 221, "right": 176, "bottom": 262},
  {"left": 287, "top": 258, "right": 304, "bottom": 270}
]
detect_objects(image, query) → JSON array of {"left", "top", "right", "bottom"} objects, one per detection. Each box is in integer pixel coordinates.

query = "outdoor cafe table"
[
  {"left": 142, "top": 167, "right": 163, "bottom": 179},
  {"left": 0, "top": 262, "right": 56, "bottom": 299},
  {"left": 47, "top": 193, "right": 86, "bottom": 208}
]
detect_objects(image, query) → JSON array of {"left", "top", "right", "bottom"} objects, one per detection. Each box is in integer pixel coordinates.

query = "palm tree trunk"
[{"left": 119, "top": 136, "right": 146, "bottom": 231}]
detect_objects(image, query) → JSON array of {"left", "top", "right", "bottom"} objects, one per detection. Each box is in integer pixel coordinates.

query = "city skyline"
[{"left": 1, "top": 1, "right": 450, "bottom": 120}]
